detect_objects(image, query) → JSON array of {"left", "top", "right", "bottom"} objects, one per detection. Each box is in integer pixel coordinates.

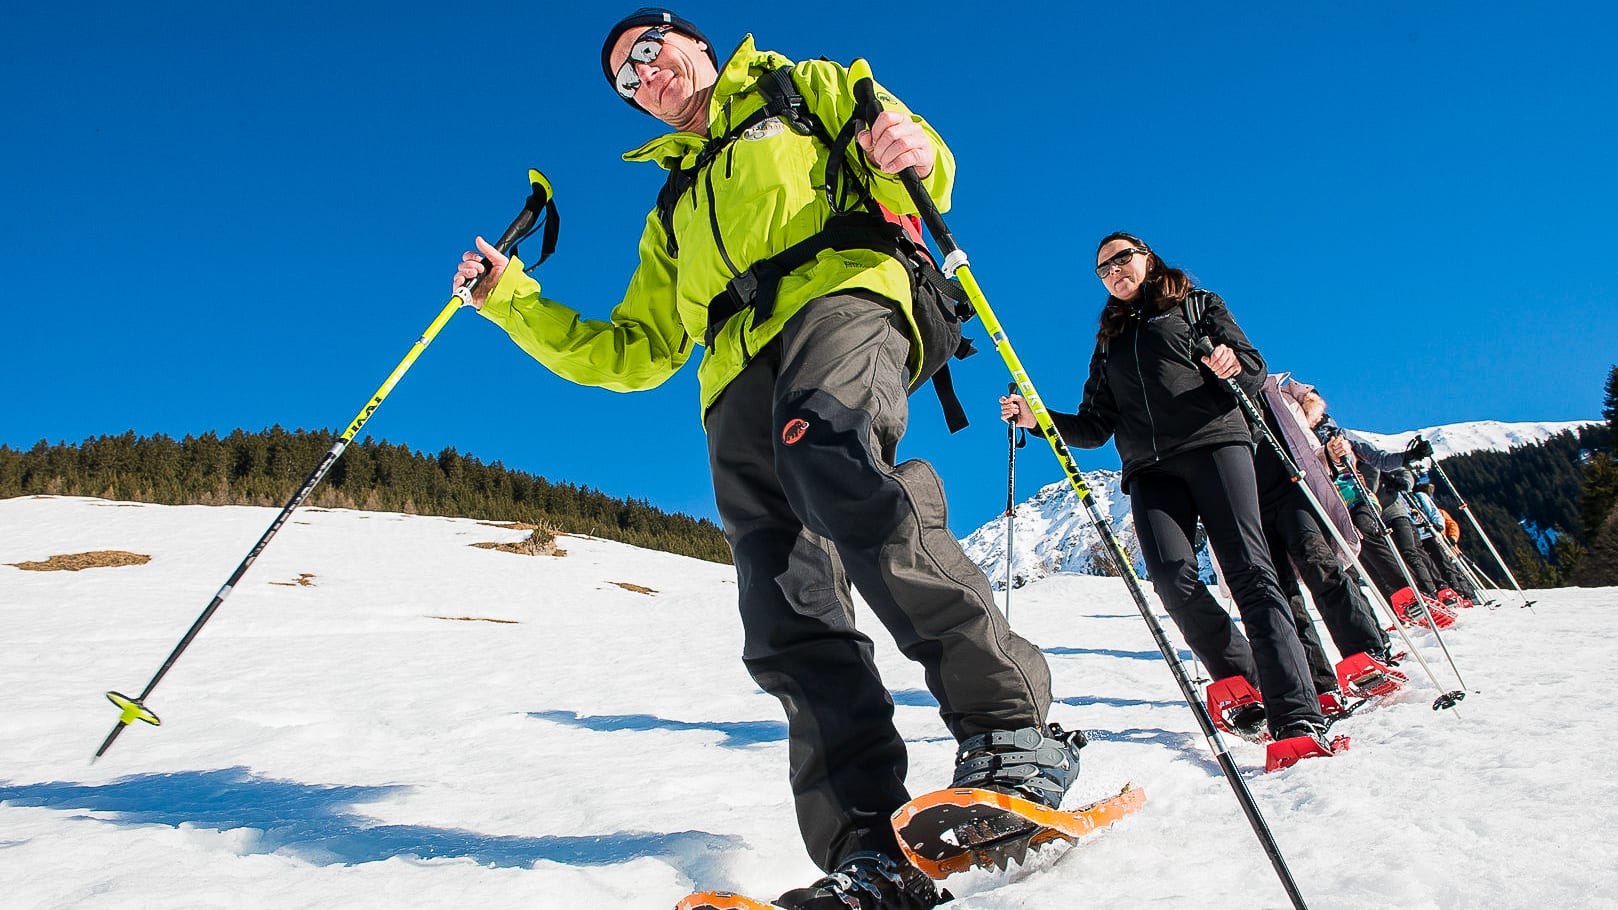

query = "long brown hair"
[{"left": 1095, "top": 232, "right": 1195, "bottom": 347}]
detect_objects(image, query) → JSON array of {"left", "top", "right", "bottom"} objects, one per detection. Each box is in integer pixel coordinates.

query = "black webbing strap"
[
  {"left": 704, "top": 213, "right": 905, "bottom": 347},
  {"left": 933, "top": 355, "right": 969, "bottom": 433}
]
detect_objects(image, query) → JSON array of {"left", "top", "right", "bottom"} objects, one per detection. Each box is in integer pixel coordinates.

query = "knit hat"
[{"left": 600, "top": 8, "right": 718, "bottom": 109}]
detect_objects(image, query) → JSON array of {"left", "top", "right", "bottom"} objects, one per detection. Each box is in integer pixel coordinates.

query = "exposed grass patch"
[
  {"left": 472, "top": 527, "right": 566, "bottom": 557},
  {"left": 8, "top": 551, "right": 151, "bottom": 572}
]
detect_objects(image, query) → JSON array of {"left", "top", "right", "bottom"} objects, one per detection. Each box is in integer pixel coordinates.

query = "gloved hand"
[{"left": 1403, "top": 437, "right": 1434, "bottom": 465}]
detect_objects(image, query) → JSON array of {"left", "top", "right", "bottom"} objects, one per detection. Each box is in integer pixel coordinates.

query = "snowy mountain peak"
[{"left": 1348, "top": 419, "right": 1596, "bottom": 461}]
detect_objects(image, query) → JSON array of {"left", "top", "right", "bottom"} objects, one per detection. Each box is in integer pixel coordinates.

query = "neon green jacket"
[{"left": 478, "top": 35, "right": 955, "bottom": 417}]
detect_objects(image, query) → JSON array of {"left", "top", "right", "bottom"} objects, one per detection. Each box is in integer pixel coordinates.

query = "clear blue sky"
[{"left": 4, "top": 2, "right": 1614, "bottom": 533}]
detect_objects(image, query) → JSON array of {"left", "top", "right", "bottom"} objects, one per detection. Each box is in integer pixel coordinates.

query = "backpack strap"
[
  {"left": 704, "top": 213, "right": 906, "bottom": 347},
  {"left": 655, "top": 63, "right": 872, "bottom": 256}
]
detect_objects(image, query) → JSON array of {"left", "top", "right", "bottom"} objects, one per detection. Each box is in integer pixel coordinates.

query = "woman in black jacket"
[{"left": 1001, "top": 232, "right": 1327, "bottom": 743}]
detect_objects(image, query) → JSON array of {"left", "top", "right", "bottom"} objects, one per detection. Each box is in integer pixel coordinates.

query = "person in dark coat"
[{"left": 1000, "top": 233, "right": 1328, "bottom": 744}]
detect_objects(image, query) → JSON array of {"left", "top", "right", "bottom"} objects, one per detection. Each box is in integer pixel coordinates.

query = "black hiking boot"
[
  {"left": 950, "top": 723, "right": 1086, "bottom": 809},
  {"left": 1273, "top": 719, "right": 1334, "bottom": 752},
  {"left": 1227, "top": 702, "right": 1268, "bottom": 739},
  {"left": 774, "top": 851, "right": 944, "bottom": 910}
]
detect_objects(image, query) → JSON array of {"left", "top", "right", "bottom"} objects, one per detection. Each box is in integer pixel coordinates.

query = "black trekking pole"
[
  {"left": 1422, "top": 448, "right": 1536, "bottom": 610},
  {"left": 93, "top": 170, "right": 559, "bottom": 762},
  {"left": 1191, "top": 342, "right": 1468, "bottom": 709},
  {"left": 848, "top": 60, "right": 1312, "bottom": 910},
  {"left": 1401, "top": 487, "right": 1489, "bottom": 607},
  {"left": 1004, "top": 381, "right": 1023, "bottom": 621}
]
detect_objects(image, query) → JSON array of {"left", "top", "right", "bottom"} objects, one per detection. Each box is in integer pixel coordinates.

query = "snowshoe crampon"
[
  {"left": 1205, "top": 676, "right": 1266, "bottom": 742},
  {"left": 674, "top": 892, "right": 775, "bottom": 910},
  {"left": 1335, "top": 652, "right": 1408, "bottom": 699},
  {"left": 891, "top": 784, "right": 1145, "bottom": 879},
  {"left": 1264, "top": 731, "right": 1349, "bottom": 772}
]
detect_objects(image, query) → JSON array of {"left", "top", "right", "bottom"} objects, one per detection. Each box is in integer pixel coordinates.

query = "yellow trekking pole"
[
  {"left": 94, "top": 170, "right": 558, "bottom": 761},
  {"left": 847, "top": 61, "right": 1313, "bottom": 910}
]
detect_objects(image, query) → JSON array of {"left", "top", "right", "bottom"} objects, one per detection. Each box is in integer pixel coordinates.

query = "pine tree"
[{"left": 1572, "top": 365, "right": 1618, "bottom": 585}]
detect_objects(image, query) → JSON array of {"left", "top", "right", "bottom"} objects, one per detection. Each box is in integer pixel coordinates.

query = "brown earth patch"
[
  {"left": 9, "top": 550, "right": 151, "bottom": 572},
  {"left": 611, "top": 581, "right": 657, "bottom": 595},
  {"left": 268, "top": 573, "right": 318, "bottom": 587},
  {"left": 426, "top": 615, "right": 520, "bottom": 624}
]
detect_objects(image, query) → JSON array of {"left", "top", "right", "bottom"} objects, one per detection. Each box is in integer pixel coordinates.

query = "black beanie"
[{"left": 600, "top": 8, "right": 718, "bottom": 108}]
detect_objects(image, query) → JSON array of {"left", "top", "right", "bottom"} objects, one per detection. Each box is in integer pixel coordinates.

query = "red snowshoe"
[
  {"left": 1335, "top": 652, "right": 1408, "bottom": 699},
  {"left": 1436, "top": 587, "right": 1474, "bottom": 610},
  {"left": 1391, "top": 587, "right": 1458, "bottom": 630},
  {"left": 1205, "top": 676, "right": 1267, "bottom": 742},
  {"left": 1265, "top": 723, "right": 1350, "bottom": 772}
]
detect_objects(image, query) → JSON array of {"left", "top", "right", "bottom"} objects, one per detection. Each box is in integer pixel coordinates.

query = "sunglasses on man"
[{"left": 615, "top": 26, "right": 672, "bottom": 99}]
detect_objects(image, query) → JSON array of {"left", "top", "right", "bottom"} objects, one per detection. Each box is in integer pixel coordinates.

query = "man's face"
[{"left": 608, "top": 26, "right": 716, "bottom": 129}]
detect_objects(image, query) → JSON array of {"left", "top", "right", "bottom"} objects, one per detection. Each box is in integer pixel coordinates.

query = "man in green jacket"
[{"left": 452, "top": 10, "right": 1083, "bottom": 907}]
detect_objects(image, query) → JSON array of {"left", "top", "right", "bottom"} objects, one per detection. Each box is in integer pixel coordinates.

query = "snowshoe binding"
[
  {"left": 1206, "top": 676, "right": 1267, "bottom": 742},
  {"left": 773, "top": 851, "right": 944, "bottom": 910}
]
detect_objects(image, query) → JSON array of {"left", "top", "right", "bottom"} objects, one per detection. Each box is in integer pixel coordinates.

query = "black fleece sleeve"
[
  {"left": 1044, "top": 343, "right": 1117, "bottom": 449},
  {"left": 1199, "top": 292, "right": 1267, "bottom": 398}
]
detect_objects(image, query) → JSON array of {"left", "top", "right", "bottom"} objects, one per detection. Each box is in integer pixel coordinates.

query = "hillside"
[
  {"left": 1, "top": 496, "right": 1612, "bottom": 908},
  {"left": 0, "top": 428, "right": 731, "bottom": 564}
]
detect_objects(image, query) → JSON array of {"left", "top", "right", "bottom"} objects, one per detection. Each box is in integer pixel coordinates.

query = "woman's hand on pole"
[
  {"left": 1000, "top": 393, "right": 1037, "bottom": 429},
  {"left": 1326, "top": 434, "right": 1352, "bottom": 466},
  {"left": 856, "top": 110, "right": 933, "bottom": 178},
  {"left": 452, "top": 236, "right": 509, "bottom": 310},
  {"left": 1200, "top": 342, "right": 1241, "bottom": 380}
]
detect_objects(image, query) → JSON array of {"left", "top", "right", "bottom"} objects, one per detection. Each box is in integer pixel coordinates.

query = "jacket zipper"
[{"left": 1134, "top": 321, "right": 1160, "bottom": 460}]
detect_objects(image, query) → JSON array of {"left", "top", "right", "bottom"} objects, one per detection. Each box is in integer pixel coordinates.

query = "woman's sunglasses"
[
  {"left": 615, "top": 26, "right": 672, "bottom": 99},
  {"left": 1095, "top": 248, "right": 1147, "bottom": 278}
]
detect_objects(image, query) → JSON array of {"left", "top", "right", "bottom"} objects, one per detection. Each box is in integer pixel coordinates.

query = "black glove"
[{"left": 1403, "top": 438, "right": 1434, "bottom": 465}]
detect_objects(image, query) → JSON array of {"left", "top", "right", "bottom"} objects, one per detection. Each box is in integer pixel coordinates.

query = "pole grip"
[
  {"left": 459, "top": 169, "right": 557, "bottom": 304},
  {"left": 847, "top": 59, "right": 959, "bottom": 257}
]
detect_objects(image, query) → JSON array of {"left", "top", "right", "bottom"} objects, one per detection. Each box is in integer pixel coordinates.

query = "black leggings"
[{"left": 1130, "top": 444, "right": 1322, "bottom": 732}]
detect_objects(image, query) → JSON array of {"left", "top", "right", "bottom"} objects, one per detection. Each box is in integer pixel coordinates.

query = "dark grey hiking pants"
[{"left": 705, "top": 292, "right": 1052, "bottom": 871}]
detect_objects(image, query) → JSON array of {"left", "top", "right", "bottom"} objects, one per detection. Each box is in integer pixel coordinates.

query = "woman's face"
[{"left": 1096, "top": 238, "right": 1150, "bottom": 301}]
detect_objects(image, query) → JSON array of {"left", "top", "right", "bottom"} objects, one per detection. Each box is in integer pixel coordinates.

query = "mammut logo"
[
  {"left": 781, "top": 418, "right": 810, "bottom": 445},
  {"left": 742, "top": 117, "right": 787, "bottom": 141}
]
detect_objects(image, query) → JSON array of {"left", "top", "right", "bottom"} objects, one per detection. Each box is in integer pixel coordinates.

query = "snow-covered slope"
[
  {"left": 963, "top": 419, "right": 1598, "bottom": 588},
  {"left": 1, "top": 495, "right": 1612, "bottom": 908},
  {"left": 1350, "top": 419, "right": 1595, "bottom": 460}
]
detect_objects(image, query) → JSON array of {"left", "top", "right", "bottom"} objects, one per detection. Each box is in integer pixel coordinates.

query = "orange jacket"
[{"left": 1440, "top": 508, "right": 1461, "bottom": 544}]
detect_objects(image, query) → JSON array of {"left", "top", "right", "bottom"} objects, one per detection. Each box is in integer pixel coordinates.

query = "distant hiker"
[
  {"left": 1316, "top": 417, "right": 1440, "bottom": 600},
  {"left": 451, "top": 10, "right": 1078, "bottom": 908},
  {"left": 1255, "top": 377, "right": 1391, "bottom": 713},
  {"left": 1375, "top": 467, "right": 1446, "bottom": 596},
  {"left": 1413, "top": 479, "right": 1481, "bottom": 602},
  {"left": 1000, "top": 233, "right": 1330, "bottom": 748}
]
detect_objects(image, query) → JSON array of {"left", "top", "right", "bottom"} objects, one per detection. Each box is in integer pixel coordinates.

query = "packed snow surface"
[{"left": 2, "top": 496, "right": 1614, "bottom": 909}]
